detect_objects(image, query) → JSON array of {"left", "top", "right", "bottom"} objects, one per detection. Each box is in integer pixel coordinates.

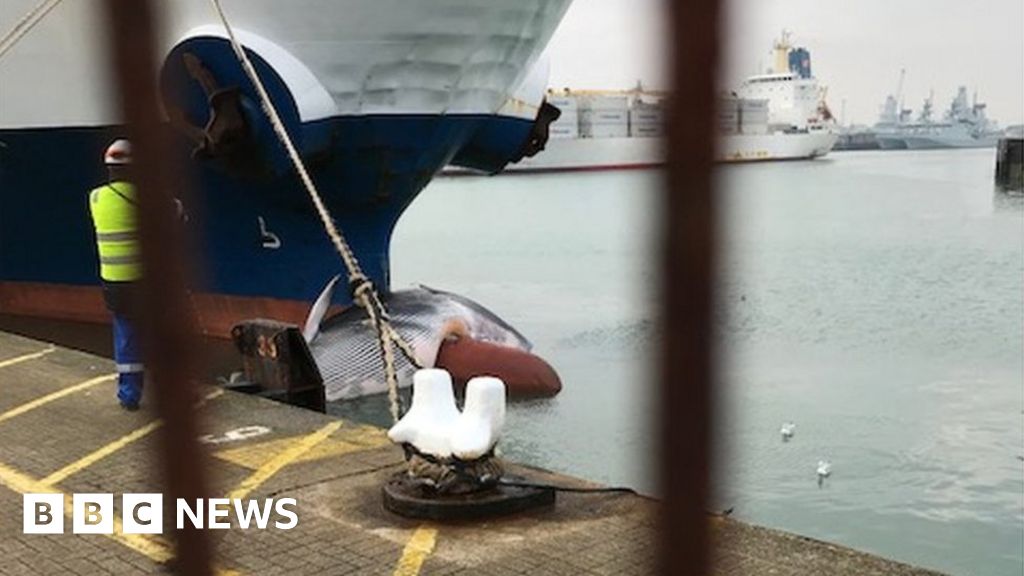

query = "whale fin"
[{"left": 303, "top": 275, "right": 341, "bottom": 343}]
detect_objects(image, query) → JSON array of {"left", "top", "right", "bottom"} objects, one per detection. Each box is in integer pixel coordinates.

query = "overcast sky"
[{"left": 546, "top": 0, "right": 1024, "bottom": 126}]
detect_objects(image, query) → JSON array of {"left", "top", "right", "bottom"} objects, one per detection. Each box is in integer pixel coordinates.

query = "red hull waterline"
[
  {"left": 0, "top": 281, "right": 563, "bottom": 399},
  {"left": 0, "top": 281, "right": 309, "bottom": 338}
]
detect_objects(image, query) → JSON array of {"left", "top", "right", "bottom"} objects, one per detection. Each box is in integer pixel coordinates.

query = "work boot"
[{"left": 117, "top": 378, "right": 143, "bottom": 409}]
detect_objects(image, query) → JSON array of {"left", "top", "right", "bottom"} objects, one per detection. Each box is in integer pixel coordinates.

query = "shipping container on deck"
[
  {"left": 548, "top": 95, "right": 580, "bottom": 139},
  {"left": 629, "top": 104, "right": 664, "bottom": 137},
  {"left": 579, "top": 95, "right": 629, "bottom": 138},
  {"left": 718, "top": 97, "right": 740, "bottom": 134},
  {"left": 739, "top": 99, "right": 769, "bottom": 134}
]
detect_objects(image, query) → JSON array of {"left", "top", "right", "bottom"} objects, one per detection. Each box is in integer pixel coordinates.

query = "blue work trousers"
[{"left": 112, "top": 313, "right": 144, "bottom": 407}]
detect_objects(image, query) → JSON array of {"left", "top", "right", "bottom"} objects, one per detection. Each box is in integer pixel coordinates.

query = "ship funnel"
[{"left": 788, "top": 47, "right": 812, "bottom": 79}]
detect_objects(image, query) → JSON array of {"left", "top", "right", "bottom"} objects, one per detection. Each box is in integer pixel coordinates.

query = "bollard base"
[{"left": 382, "top": 473, "right": 555, "bottom": 521}]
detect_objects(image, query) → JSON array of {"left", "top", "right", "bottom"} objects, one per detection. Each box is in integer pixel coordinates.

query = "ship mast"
[{"left": 896, "top": 68, "right": 906, "bottom": 119}]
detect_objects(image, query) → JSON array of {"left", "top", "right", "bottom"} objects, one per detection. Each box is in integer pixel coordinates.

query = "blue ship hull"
[{"left": 0, "top": 114, "right": 535, "bottom": 334}]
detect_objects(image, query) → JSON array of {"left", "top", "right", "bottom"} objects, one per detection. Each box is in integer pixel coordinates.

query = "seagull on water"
[
  {"left": 780, "top": 422, "right": 796, "bottom": 442},
  {"left": 816, "top": 460, "right": 832, "bottom": 487}
]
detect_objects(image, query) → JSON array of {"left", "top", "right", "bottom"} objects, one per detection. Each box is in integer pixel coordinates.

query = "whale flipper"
[{"left": 303, "top": 274, "right": 341, "bottom": 343}]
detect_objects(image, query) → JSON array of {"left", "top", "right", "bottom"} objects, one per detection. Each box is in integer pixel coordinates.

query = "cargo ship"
[
  {"left": 0, "top": 0, "right": 571, "bottom": 338},
  {"left": 499, "top": 86, "right": 665, "bottom": 173},
  {"left": 485, "top": 32, "right": 839, "bottom": 173}
]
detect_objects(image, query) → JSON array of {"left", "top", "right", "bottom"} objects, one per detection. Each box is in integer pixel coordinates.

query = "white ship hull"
[
  {"left": 1, "top": 0, "right": 569, "bottom": 128},
  {"left": 503, "top": 136, "right": 663, "bottom": 172},
  {"left": 717, "top": 130, "right": 838, "bottom": 162},
  {"left": 450, "top": 127, "right": 839, "bottom": 174}
]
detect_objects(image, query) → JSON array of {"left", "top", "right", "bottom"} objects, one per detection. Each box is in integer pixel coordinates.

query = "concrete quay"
[{"left": 0, "top": 330, "right": 947, "bottom": 575}]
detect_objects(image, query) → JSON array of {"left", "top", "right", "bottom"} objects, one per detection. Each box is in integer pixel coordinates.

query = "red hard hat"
[{"left": 104, "top": 139, "right": 132, "bottom": 165}]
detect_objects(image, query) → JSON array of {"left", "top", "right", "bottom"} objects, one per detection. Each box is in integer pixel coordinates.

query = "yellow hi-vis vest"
[{"left": 89, "top": 181, "right": 141, "bottom": 282}]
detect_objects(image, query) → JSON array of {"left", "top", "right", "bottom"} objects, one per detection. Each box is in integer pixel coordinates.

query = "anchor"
[{"left": 164, "top": 52, "right": 263, "bottom": 175}]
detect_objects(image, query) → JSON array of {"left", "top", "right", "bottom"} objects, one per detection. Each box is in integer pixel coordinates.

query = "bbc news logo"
[{"left": 23, "top": 494, "right": 298, "bottom": 534}]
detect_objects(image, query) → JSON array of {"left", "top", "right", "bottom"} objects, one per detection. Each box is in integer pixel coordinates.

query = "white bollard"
[
  {"left": 451, "top": 377, "right": 507, "bottom": 460},
  {"left": 387, "top": 368, "right": 459, "bottom": 458}
]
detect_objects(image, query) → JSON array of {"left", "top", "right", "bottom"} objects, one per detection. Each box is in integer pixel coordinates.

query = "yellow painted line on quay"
[
  {"left": 392, "top": 525, "right": 439, "bottom": 576},
  {"left": 41, "top": 420, "right": 163, "bottom": 485},
  {"left": 0, "top": 459, "right": 45, "bottom": 495},
  {"left": 214, "top": 423, "right": 389, "bottom": 470},
  {"left": 0, "top": 460, "right": 242, "bottom": 574},
  {"left": 105, "top": 517, "right": 175, "bottom": 564},
  {"left": 0, "top": 460, "right": 239, "bottom": 573},
  {"left": 40, "top": 388, "right": 225, "bottom": 485},
  {"left": 0, "top": 460, "right": 174, "bottom": 563},
  {"left": 0, "top": 374, "right": 114, "bottom": 425},
  {"left": 226, "top": 420, "right": 343, "bottom": 500},
  {"left": 0, "top": 387, "right": 242, "bottom": 574},
  {"left": 0, "top": 347, "right": 55, "bottom": 369}
]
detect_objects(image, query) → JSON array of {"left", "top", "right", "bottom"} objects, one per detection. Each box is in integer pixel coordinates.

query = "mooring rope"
[
  {"left": 0, "top": 0, "right": 63, "bottom": 61},
  {"left": 208, "top": 0, "right": 422, "bottom": 422}
]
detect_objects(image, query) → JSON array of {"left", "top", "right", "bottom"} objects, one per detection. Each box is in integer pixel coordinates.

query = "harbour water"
[
  {"left": 715, "top": 149, "right": 1023, "bottom": 576},
  {"left": 331, "top": 149, "right": 1022, "bottom": 576}
]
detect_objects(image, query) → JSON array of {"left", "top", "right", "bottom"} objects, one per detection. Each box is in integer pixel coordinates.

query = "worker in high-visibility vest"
[{"left": 89, "top": 139, "right": 145, "bottom": 410}]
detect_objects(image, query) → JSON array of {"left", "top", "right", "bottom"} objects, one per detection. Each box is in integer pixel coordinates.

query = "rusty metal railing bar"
[
  {"left": 101, "top": 1, "right": 214, "bottom": 574},
  {"left": 660, "top": 0, "right": 721, "bottom": 573}
]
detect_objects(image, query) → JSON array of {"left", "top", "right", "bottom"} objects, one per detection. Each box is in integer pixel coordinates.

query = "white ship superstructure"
[{"left": 717, "top": 32, "right": 838, "bottom": 162}]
